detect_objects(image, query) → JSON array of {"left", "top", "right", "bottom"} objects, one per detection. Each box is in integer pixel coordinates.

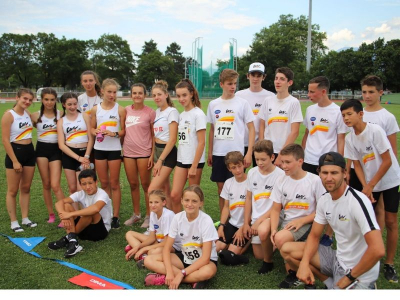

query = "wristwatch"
[
  {"left": 346, "top": 270, "right": 356, "bottom": 282},
  {"left": 114, "top": 132, "right": 119, "bottom": 138},
  {"left": 181, "top": 269, "right": 187, "bottom": 277}
]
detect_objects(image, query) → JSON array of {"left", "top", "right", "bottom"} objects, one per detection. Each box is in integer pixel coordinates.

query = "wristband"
[
  {"left": 181, "top": 269, "right": 187, "bottom": 277},
  {"left": 346, "top": 270, "right": 357, "bottom": 282},
  {"left": 114, "top": 132, "right": 119, "bottom": 138},
  {"left": 84, "top": 155, "right": 90, "bottom": 159},
  {"left": 218, "top": 223, "right": 226, "bottom": 228}
]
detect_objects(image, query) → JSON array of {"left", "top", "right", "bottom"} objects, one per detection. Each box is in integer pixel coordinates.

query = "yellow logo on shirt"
[
  {"left": 363, "top": 153, "right": 376, "bottom": 164},
  {"left": 310, "top": 125, "right": 329, "bottom": 135},
  {"left": 284, "top": 202, "right": 310, "bottom": 210},
  {"left": 268, "top": 117, "right": 288, "bottom": 125}
]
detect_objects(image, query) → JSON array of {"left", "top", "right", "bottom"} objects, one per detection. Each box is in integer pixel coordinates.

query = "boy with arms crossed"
[
  {"left": 48, "top": 169, "right": 112, "bottom": 258},
  {"left": 243, "top": 140, "right": 284, "bottom": 274},
  {"left": 259, "top": 67, "right": 303, "bottom": 167},
  {"left": 216, "top": 151, "right": 250, "bottom": 266},
  {"left": 269, "top": 144, "right": 325, "bottom": 288},
  {"left": 207, "top": 69, "right": 255, "bottom": 212},
  {"left": 236, "top": 62, "right": 274, "bottom": 166},
  {"left": 341, "top": 99, "right": 400, "bottom": 283}
]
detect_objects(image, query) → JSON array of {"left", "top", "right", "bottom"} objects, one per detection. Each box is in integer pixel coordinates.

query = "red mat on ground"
[{"left": 68, "top": 272, "right": 125, "bottom": 290}]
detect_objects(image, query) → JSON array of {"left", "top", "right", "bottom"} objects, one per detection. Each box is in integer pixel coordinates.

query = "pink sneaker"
[
  {"left": 125, "top": 245, "right": 133, "bottom": 253},
  {"left": 48, "top": 214, "right": 56, "bottom": 224},
  {"left": 144, "top": 273, "right": 166, "bottom": 286},
  {"left": 57, "top": 221, "right": 64, "bottom": 228},
  {"left": 136, "top": 254, "right": 147, "bottom": 261}
]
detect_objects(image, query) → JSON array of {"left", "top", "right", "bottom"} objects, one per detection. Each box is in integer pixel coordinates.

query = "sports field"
[{"left": 0, "top": 98, "right": 399, "bottom": 289}]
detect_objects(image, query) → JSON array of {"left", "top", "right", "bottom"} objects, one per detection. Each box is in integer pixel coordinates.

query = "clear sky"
[{"left": 1, "top": 0, "right": 399, "bottom": 70}]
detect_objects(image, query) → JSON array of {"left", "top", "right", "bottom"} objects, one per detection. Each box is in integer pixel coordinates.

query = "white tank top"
[
  {"left": 94, "top": 102, "right": 121, "bottom": 151},
  {"left": 37, "top": 111, "right": 60, "bottom": 143},
  {"left": 62, "top": 113, "right": 89, "bottom": 144},
  {"left": 9, "top": 110, "right": 33, "bottom": 142},
  {"left": 78, "top": 93, "right": 102, "bottom": 115}
]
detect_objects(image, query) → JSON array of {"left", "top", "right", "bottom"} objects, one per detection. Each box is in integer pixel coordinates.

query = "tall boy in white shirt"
[{"left": 207, "top": 69, "right": 255, "bottom": 212}]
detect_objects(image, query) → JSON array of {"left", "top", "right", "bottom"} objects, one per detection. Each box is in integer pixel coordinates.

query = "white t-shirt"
[
  {"left": 177, "top": 107, "right": 206, "bottom": 164},
  {"left": 344, "top": 123, "right": 400, "bottom": 192},
  {"left": 153, "top": 107, "right": 179, "bottom": 142},
  {"left": 69, "top": 188, "right": 112, "bottom": 231},
  {"left": 78, "top": 93, "right": 102, "bottom": 115},
  {"left": 220, "top": 177, "right": 247, "bottom": 228},
  {"left": 271, "top": 172, "right": 326, "bottom": 222},
  {"left": 247, "top": 166, "right": 285, "bottom": 224},
  {"left": 236, "top": 88, "right": 275, "bottom": 146},
  {"left": 315, "top": 186, "right": 380, "bottom": 284},
  {"left": 168, "top": 211, "right": 218, "bottom": 264},
  {"left": 363, "top": 108, "right": 399, "bottom": 136},
  {"left": 259, "top": 95, "right": 303, "bottom": 153},
  {"left": 206, "top": 96, "right": 255, "bottom": 156},
  {"left": 149, "top": 207, "right": 175, "bottom": 243},
  {"left": 303, "top": 103, "right": 347, "bottom": 165}
]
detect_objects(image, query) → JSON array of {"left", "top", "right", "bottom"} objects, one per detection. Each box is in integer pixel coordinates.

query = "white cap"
[{"left": 249, "top": 62, "right": 265, "bottom": 74}]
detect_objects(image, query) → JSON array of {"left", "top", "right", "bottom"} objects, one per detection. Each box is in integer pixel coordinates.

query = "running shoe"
[
  {"left": 141, "top": 216, "right": 150, "bottom": 228},
  {"left": 144, "top": 273, "right": 166, "bottom": 286},
  {"left": 48, "top": 236, "right": 69, "bottom": 250},
  {"left": 278, "top": 269, "right": 304, "bottom": 289},
  {"left": 111, "top": 217, "right": 120, "bottom": 229},
  {"left": 64, "top": 240, "right": 83, "bottom": 258},
  {"left": 136, "top": 259, "right": 145, "bottom": 269},
  {"left": 124, "top": 245, "right": 133, "bottom": 253},
  {"left": 383, "top": 264, "right": 399, "bottom": 283},
  {"left": 192, "top": 280, "right": 209, "bottom": 289},
  {"left": 124, "top": 214, "right": 141, "bottom": 226}
]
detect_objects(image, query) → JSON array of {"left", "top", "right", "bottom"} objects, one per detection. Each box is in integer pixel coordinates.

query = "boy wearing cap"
[
  {"left": 236, "top": 62, "right": 275, "bottom": 166},
  {"left": 280, "top": 152, "right": 384, "bottom": 289},
  {"left": 259, "top": 67, "right": 303, "bottom": 167},
  {"left": 341, "top": 98, "right": 400, "bottom": 283}
]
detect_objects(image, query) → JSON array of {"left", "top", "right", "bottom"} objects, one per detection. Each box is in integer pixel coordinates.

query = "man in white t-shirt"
[
  {"left": 281, "top": 152, "right": 384, "bottom": 289},
  {"left": 259, "top": 67, "right": 303, "bottom": 167},
  {"left": 48, "top": 169, "right": 112, "bottom": 258},
  {"left": 236, "top": 62, "right": 275, "bottom": 166}
]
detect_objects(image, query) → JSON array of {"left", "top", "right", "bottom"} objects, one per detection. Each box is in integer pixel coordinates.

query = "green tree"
[
  {"left": 140, "top": 39, "right": 158, "bottom": 56},
  {"left": 238, "top": 14, "right": 327, "bottom": 91},
  {"left": 383, "top": 39, "right": 400, "bottom": 92},
  {"left": 165, "top": 42, "right": 186, "bottom": 86}
]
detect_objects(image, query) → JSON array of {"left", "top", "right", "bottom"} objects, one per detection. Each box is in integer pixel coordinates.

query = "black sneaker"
[
  {"left": 304, "top": 284, "right": 317, "bottom": 289},
  {"left": 48, "top": 236, "right": 69, "bottom": 250},
  {"left": 383, "top": 264, "right": 399, "bottom": 283},
  {"left": 64, "top": 240, "right": 83, "bottom": 258},
  {"left": 192, "top": 280, "right": 209, "bottom": 289},
  {"left": 278, "top": 269, "right": 304, "bottom": 289},
  {"left": 111, "top": 217, "right": 120, "bottom": 229},
  {"left": 258, "top": 261, "right": 274, "bottom": 274}
]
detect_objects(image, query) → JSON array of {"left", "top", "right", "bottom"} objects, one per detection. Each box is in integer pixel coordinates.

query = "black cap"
[{"left": 318, "top": 152, "right": 346, "bottom": 169}]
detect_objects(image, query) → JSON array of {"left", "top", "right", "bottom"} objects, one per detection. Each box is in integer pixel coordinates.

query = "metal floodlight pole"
[{"left": 306, "top": 0, "right": 312, "bottom": 72}]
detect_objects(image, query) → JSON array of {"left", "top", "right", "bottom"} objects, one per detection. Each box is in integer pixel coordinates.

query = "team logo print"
[
  {"left": 366, "top": 146, "right": 373, "bottom": 151},
  {"left": 226, "top": 109, "right": 234, "bottom": 113},
  {"left": 215, "top": 110, "right": 221, "bottom": 114},
  {"left": 265, "top": 185, "right": 272, "bottom": 190},
  {"left": 216, "top": 115, "right": 219, "bottom": 119},
  {"left": 283, "top": 193, "right": 287, "bottom": 197},
  {"left": 310, "top": 117, "right": 316, "bottom": 121},
  {"left": 253, "top": 182, "right": 257, "bottom": 186},
  {"left": 240, "top": 195, "right": 246, "bottom": 199},
  {"left": 279, "top": 110, "right": 287, "bottom": 114},
  {"left": 339, "top": 214, "right": 349, "bottom": 221},
  {"left": 180, "top": 233, "right": 184, "bottom": 236},
  {"left": 192, "top": 236, "right": 200, "bottom": 241},
  {"left": 154, "top": 224, "right": 159, "bottom": 229},
  {"left": 320, "top": 118, "right": 329, "bottom": 123},
  {"left": 296, "top": 194, "right": 306, "bottom": 199},
  {"left": 109, "top": 115, "right": 117, "bottom": 119},
  {"left": 255, "top": 103, "right": 262, "bottom": 108}
]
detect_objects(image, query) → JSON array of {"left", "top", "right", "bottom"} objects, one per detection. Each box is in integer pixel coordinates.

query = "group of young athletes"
[{"left": 2, "top": 62, "right": 399, "bottom": 290}]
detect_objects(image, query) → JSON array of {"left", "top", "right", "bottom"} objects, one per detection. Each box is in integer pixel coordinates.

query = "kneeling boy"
[{"left": 48, "top": 169, "right": 112, "bottom": 258}]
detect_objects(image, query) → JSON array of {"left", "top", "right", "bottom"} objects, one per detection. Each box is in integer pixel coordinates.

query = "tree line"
[{"left": 1, "top": 14, "right": 399, "bottom": 93}]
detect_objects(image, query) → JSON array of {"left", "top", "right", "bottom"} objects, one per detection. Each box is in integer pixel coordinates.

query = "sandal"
[
  {"left": 23, "top": 222, "right": 37, "bottom": 228},
  {"left": 12, "top": 226, "right": 24, "bottom": 233}
]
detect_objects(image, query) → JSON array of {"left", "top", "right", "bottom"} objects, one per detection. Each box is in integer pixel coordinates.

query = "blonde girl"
[
  {"left": 90, "top": 78, "right": 126, "bottom": 229},
  {"left": 123, "top": 83, "right": 156, "bottom": 228},
  {"left": 170, "top": 79, "right": 206, "bottom": 213},
  {"left": 2, "top": 88, "right": 37, "bottom": 232},
  {"left": 147, "top": 80, "right": 179, "bottom": 219},
  {"left": 31, "top": 88, "right": 65, "bottom": 223},
  {"left": 143, "top": 185, "right": 218, "bottom": 289}
]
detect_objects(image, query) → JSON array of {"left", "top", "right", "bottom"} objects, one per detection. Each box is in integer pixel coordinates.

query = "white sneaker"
[
  {"left": 124, "top": 214, "right": 141, "bottom": 226},
  {"left": 141, "top": 216, "right": 150, "bottom": 228}
]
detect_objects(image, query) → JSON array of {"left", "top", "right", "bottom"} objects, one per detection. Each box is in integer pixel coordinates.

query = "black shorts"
[
  {"left": 372, "top": 186, "right": 400, "bottom": 213},
  {"left": 302, "top": 162, "right": 319, "bottom": 175},
  {"left": 5, "top": 143, "right": 36, "bottom": 169},
  {"left": 176, "top": 162, "right": 205, "bottom": 169},
  {"left": 35, "top": 141, "right": 62, "bottom": 162},
  {"left": 75, "top": 216, "right": 109, "bottom": 241},
  {"left": 154, "top": 143, "right": 177, "bottom": 169},
  {"left": 244, "top": 146, "right": 256, "bottom": 168},
  {"left": 94, "top": 149, "right": 122, "bottom": 161},
  {"left": 210, "top": 155, "right": 233, "bottom": 183},
  {"left": 62, "top": 147, "right": 86, "bottom": 171},
  {"left": 174, "top": 251, "right": 218, "bottom": 268},
  {"left": 349, "top": 167, "right": 363, "bottom": 192},
  {"left": 218, "top": 222, "right": 249, "bottom": 247}
]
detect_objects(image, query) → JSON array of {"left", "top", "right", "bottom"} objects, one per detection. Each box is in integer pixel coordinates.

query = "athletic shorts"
[
  {"left": 244, "top": 146, "right": 256, "bottom": 167},
  {"left": 35, "top": 141, "right": 62, "bottom": 162},
  {"left": 174, "top": 250, "right": 218, "bottom": 268},
  {"left": 318, "top": 245, "right": 376, "bottom": 289},
  {"left": 154, "top": 143, "right": 177, "bottom": 169},
  {"left": 62, "top": 147, "right": 86, "bottom": 171},
  {"left": 302, "top": 162, "right": 319, "bottom": 175},
  {"left": 349, "top": 168, "right": 363, "bottom": 192},
  {"left": 5, "top": 143, "right": 36, "bottom": 169},
  {"left": 94, "top": 149, "right": 122, "bottom": 161},
  {"left": 75, "top": 216, "right": 108, "bottom": 242},
  {"left": 218, "top": 222, "right": 249, "bottom": 247},
  {"left": 176, "top": 162, "right": 205, "bottom": 169},
  {"left": 280, "top": 219, "right": 311, "bottom": 242},
  {"left": 372, "top": 185, "right": 400, "bottom": 213},
  {"left": 210, "top": 155, "right": 233, "bottom": 183},
  {"left": 252, "top": 213, "right": 284, "bottom": 244}
]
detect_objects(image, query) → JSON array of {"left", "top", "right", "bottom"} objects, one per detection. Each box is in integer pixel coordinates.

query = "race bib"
[
  {"left": 182, "top": 246, "right": 202, "bottom": 264},
  {"left": 178, "top": 125, "right": 189, "bottom": 145},
  {"left": 214, "top": 121, "right": 234, "bottom": 140}
]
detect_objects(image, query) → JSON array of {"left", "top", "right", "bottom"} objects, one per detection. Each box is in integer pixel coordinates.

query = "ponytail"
[{"left": 175, "top": 78, "right": 201, "bottom": 108}]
